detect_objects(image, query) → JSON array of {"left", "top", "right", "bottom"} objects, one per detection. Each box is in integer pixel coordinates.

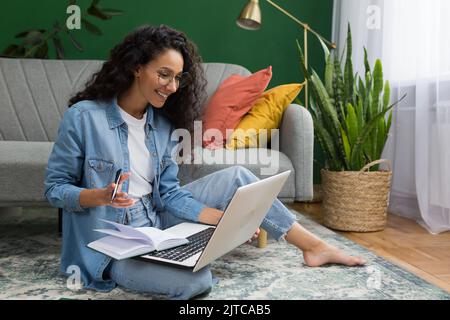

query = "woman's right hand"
[
  {"left": 104, "top": 172, "right": 135, "bottom": 208},
  {"left": 79, "top": 172, "right": 136, "bottom": 208}
]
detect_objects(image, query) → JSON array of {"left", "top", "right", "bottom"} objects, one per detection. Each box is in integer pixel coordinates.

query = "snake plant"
[{"left": 298, "top": 23, "right": 405, "bottom": 171}]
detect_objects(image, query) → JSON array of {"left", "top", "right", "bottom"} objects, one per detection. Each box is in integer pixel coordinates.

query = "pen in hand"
[
  {"left": 79, "top": 171, "right": 134, "bottom": 209},
  {"left": 108, "top": 171, "right": 135, "bottom": 208},
  {"left": 111, "top": 169, "right": 123, "bottom": 201}
]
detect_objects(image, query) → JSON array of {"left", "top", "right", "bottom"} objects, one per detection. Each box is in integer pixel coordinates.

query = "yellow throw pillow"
[{"left": 226, "top": 83, "right": 303, "bottom": 149}]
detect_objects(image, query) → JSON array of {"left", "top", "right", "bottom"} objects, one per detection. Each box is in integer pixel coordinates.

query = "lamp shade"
[{"left": 236, "top": 0, "right": 261, "bottom": 30}]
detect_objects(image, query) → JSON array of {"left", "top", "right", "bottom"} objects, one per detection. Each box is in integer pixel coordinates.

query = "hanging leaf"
[
  {"left": 34, "top": 42, "right": 49, "bottom": 59},
  {"left": 52, "top": 35, "right": 65, "bottom": 59},
  {"left": 2, "top": 44, "right": 25, "bottom": 57},
  {"left": 15, "top": 29, "right": 46, "bottom": 38},
  {"left": 53, "top": 21, "right": 62, "bottom": 32},
  {"left": 23, "top": 46, "right": 37, "bottom": 58},
  {"left": 88, "top": 3, "right": 111, "bottom": 20},
  {"left": 65, "top": 31, "right": 84, "bottom": 51},
  {"left": 81, "top": 18, "right": 102, "bottom": 35},
  {"left": 23, "top": 30, "right": 45, "bottom": 46},
  {"left": 2, "top": 45, "right": 18, "bottom": 56},
  {"left": 101, "top": 8, "right": 124, "bottom": 16}
]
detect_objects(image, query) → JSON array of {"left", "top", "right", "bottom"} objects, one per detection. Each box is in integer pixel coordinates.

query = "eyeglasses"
[{"left": 156, "top": 70, "right": 191, "bottom": 89}]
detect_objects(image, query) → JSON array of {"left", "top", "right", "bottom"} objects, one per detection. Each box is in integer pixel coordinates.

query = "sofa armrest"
[{"left": 279, "top": 104, "right": 314, "bottom": 201}]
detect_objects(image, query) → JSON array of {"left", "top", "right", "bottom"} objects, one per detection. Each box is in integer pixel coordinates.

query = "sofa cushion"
[
  {"left": 227, "top": 83, "right": 303, "bottom": 149},
  {"left": 0, "top": 141, "right": 54, "bottom": 204},
  {"left": 0, "top": 58, "right": 103, "bottom": 142},
  {"left": 200, "top": 63, "right": 251, "bottom": 114},
  {"left": 178, "top": 148, "right": 295, "bottom": 200},
  {"left": 201, "top": 66, "right": 272, "bottom": 149}
]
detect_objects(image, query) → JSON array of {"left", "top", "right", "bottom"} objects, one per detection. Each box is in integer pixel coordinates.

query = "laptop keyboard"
[{"left": 144, "top": 227, "right": 215, "bottom": 262}]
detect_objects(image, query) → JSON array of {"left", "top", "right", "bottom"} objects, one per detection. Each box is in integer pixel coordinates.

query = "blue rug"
[{"left": 0, "top": 207, "right": 449, "bottom": 300}]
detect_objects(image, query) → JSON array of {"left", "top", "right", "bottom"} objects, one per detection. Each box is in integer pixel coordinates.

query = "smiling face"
[{"left": 134, "top": 48, "right": 184, "bottom": 108}]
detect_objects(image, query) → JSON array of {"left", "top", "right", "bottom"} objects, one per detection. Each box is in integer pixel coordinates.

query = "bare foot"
[{"left": 303, "top": 242, "right": 367, "bottom": 267}]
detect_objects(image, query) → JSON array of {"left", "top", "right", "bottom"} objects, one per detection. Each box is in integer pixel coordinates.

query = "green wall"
[{"left": 0, "top": 0, "right": 333, "bottom": 182}]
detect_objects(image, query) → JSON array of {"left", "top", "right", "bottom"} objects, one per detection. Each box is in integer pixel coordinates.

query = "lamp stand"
[
  {"left": 265, "top": 0, "right": 335, "bottom": 109},
  {"left": 236, "top": 0, "right": 336, "bottom": 109},
  {"left": 304, "top": 27, "right": 308, "bottom": 109}
]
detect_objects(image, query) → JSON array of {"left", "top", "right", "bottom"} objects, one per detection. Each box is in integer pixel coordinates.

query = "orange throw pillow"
[
  {"left": 226, "top": 83, "right": 303, "bottom": 149},
  {"left": 202, "top": 66, "right": 272, "bottom": 149}
]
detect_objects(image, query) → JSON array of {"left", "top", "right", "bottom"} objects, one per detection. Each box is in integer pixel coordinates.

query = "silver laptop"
[{"left": 137, "top": 170, "right": 291, "bottom": 272}]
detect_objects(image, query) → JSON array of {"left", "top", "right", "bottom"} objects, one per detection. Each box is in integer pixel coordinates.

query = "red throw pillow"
[{"left": 202, "top": 66, "right": 273, "bottom": 149}]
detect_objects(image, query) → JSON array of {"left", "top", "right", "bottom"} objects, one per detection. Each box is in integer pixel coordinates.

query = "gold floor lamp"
[{"left": 236, "top": 0, "right": 336, "bottom": 109}]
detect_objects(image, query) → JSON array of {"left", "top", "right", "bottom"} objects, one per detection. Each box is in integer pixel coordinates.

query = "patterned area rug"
[{"left": 0, "top": 207, "right": 449, "bottom": 300}]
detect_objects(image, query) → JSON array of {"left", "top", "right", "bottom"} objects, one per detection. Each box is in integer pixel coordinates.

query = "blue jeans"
[{"left": 107, "top": 166, "right": 296, "bottom": 299}]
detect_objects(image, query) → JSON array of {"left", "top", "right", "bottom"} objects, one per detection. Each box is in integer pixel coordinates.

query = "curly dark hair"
[{"left": 69, "top": 24, "right": 206, "bottom": 131}]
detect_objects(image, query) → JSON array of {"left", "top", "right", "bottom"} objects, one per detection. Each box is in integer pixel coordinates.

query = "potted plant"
[{"left": 297, "top": 24, "right": 405, "bottom": 232}]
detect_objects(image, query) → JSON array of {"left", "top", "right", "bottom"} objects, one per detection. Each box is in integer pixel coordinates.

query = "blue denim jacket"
[{"left": 44, "top": 98, "right": 206, "bottom": 291}]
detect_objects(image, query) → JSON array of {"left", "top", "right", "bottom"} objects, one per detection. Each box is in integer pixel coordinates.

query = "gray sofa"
[{"left": 0, "top": 58, "right": 313, "bottom": 213}]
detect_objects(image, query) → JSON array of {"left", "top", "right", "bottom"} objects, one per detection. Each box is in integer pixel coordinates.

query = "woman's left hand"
[
  {"left": 198, "top": 208, "right": 260, "bottom": 243},
  {"left": 198, "top": 207, "right": 224, "bottom": 225}
]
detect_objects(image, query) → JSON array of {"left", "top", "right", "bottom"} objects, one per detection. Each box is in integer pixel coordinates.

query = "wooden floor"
[{"left": 288, "top": 202, "right": 450, "bottom": 294}]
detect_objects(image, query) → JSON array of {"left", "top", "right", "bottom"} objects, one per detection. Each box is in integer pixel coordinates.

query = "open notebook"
[{"left": 87, "top": 219, "right": 189, "bottom": 260}]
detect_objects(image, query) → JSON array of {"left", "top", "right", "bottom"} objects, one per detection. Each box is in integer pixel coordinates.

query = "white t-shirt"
[{"left": 118, "top": 107, "right": 154, "bottom": 199}]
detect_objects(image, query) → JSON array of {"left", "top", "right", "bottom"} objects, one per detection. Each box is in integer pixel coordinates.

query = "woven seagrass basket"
[{"left": 321, "top": 159, "right": 392, "bottom": 232}]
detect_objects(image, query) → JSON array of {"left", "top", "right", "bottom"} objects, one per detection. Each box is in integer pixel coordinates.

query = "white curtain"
[{"left": 332, "top": 0, "right": 450, "bottom": 234}]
